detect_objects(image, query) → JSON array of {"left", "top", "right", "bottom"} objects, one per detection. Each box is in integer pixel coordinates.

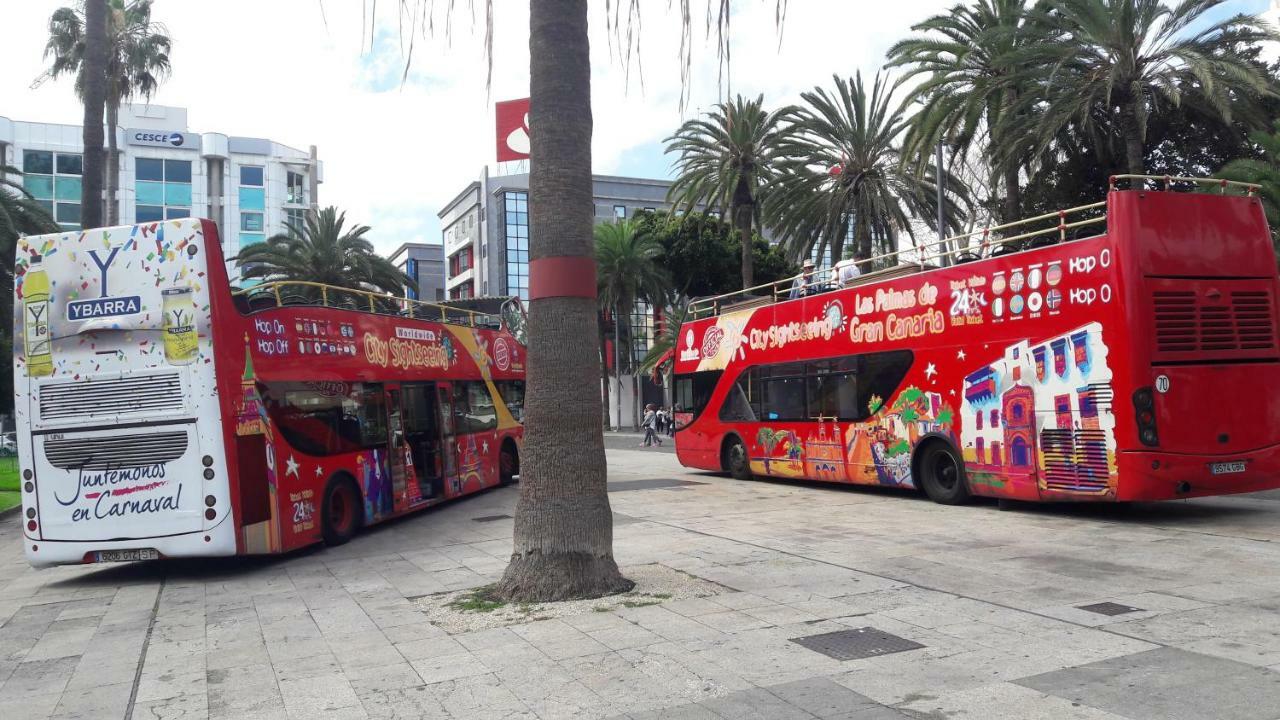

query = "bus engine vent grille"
[
  {"left": 1151, "top": 287, "right": 1276, "bottom": 360},
  {"left": 43, "top": 432, "right": 188, "bottom": 471},
  {"left": 38, "top": 372, "right": 185, "bottom": 421},
  {"left": 1040, "top": 428, "right": 1111, "bottom": 493}
]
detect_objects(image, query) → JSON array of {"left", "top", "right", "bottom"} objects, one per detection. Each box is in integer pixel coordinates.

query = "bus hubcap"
[{"left": 935, "top": 455, "right": 958, "bottom": 490}]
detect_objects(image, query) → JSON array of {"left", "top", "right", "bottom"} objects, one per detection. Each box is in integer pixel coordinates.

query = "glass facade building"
[
  {"left": 21, "top": 149, "right": 83, "bottom": 229},
  {"left": 502, "top": 191, "right": 529, "bottom": 301}
]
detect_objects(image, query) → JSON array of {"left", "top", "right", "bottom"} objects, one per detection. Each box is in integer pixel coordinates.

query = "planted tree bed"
[{"left": 414, "top": 563, "right": 725, "bottom": 634}]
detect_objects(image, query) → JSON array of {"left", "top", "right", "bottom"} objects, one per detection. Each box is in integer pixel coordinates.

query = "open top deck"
[
  {"left": 233, "top": 280, "right": 526, "bottom": 337},
  {"left": 691, "top": 175, "right": 1262, "bottom": 320}
]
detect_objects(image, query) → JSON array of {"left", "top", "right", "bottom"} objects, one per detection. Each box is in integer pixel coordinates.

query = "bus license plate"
[
  {"left": 95, "top": 548, "right": 159, "bottom": 563},
  {"left": 1209, "top": 461, "right": 1246, "bottom": 475}
]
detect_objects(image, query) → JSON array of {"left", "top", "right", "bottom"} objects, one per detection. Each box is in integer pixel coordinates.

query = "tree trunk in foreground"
[
  {"left": 81, "top": 0, "right": 108, "bottom": 230},
  {"left": 106, "top": 98, "right": 120, "bottom": 225},
  {"left": 496, "top": 0, "right": 633, "bottom": 602}
]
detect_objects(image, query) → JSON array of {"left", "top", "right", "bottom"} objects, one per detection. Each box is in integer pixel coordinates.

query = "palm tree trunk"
[
  {"left": 80, "top": 0, "right": 108, "bottom": 229},
  {"left": 497, "top": 0, "right": 632, "bottom": 602},
  {"left": 1002, "top": 164, "right": 1019, "bottom": 224},
  {"left": 1119, "top": 98, "right": 1145, "bottom": 176},
  {"left": 732, "top": 184, "right": 754, "bottom": 289},
  {"left": 105, "top": 98, "right": 120, "bottom": 226}
]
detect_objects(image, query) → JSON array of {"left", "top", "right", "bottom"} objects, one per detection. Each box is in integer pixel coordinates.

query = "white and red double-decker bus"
[
  {"left": 674, "top": 176, "right": 1280, "bottom": 505},
  {"left": 14, "top": 218, "right": 525, "bottom": 566}
]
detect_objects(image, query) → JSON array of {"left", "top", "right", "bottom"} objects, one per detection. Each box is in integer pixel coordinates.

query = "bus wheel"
[
  {"left": 500, "top": 441, "right": 520, "bottom": 485},
  {"left": 722, "top": 437, "right": 752, "bottom": 481},
  {"left": 321, "top": 476, "right": 361, "bottom": 546},
  {"left": 917, "top": 443, "right": 971, "bottom": 505}
]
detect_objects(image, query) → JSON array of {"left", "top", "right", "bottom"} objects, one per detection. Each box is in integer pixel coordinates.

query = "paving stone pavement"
[{"left": 5, "top": 448, "right": 1280, "bottom": 719}]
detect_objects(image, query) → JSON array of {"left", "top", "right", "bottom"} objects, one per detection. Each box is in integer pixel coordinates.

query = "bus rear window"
[{"left": 673, "top": 370, "right": 723, "bottom": 428}]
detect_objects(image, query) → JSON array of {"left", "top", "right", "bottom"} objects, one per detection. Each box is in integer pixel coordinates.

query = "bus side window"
[
  {"left": 718, "top": 370, "right": 756, "bottom": 422},
  {"left": 673, "top": 370, "right": 723, "bottom": 427},
  {"left": 857, "top": 350, "right": 914, "bottom": 417},
  {"left": 353, "top": 383, "right": 388, "bottom": 448},
  {"left": 495, "top": 381, "right": 525, "bottom": 423},
  {"left": 454, "top": 382, "right": 498, "bottom": 434}
]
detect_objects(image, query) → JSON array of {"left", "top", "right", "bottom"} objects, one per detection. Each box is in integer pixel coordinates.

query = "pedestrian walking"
[
  {"left": 656, "top": 406, "right": 668, "bottom": 435},
  {"left": 641, "top": 404, "right": 662, "bottom": 447}
]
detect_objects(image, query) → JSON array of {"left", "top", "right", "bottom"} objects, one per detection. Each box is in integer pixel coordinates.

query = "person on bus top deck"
[
  {"left": 834, "top": 257, "right": 862, "bottom": 287},
  {"left": 789, "top": 259, "right": 816, "bottom": 299}
]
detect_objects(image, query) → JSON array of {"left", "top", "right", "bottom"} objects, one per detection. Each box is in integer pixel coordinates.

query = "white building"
[{"left": 0, "top": 104, "right": 321, "bottom": 283}]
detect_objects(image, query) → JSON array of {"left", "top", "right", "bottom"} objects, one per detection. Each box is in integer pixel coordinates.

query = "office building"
[
  {"left": 0, "top": 104, "right": 321, "bottom": 282},
  {"left": 439, "top": 170, "right": 680, "bottom": 425},
  {"left": 389, "top": 242, "right": 446, "bottom": 303},
  {"left": 438, "top": 171, "right": 681, "bottom": 302}
]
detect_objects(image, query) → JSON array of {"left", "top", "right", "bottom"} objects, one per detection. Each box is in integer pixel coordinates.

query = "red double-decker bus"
[
  {"left": 15, "top": 218, "right": 525, "bottom": 566},
  {"left": 673, "top": 176, "right": 1280, "bottom": 505}
]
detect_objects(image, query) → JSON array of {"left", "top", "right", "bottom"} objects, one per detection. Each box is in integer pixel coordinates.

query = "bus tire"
[
  {"left": 499, "top": 440, "right": 520, "bottom": 485},
  {"left": 916, "top": 442, "right": 971, "bottom": 505},
  {"left": 721, "top": 436, "right": 752, "bottom": 481},
  {"left": 321, "top": 475, "right": 362, "bottom": 546}
]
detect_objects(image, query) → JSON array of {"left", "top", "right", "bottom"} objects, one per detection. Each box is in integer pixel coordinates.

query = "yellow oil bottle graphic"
[
  {"left": 23, "top": 255, "right": 53, "bottom": 378},
  {"left": 161, "top": 286, "right": 198, "bottom": 365}
]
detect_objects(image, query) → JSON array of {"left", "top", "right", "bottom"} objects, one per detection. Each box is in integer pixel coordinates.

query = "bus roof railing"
[
  {"left": 232, "top": 280, "right": 508, "bottom": 330},
  {"left": 689, "top": 174, "right": 1261, "bottom": 320}
]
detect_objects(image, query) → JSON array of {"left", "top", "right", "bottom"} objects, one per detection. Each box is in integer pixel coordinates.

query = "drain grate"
[
  {"left": 472, "top": 514, "right": 513, "bottom": 522},
  {"left": 608, "top": 478, "right": 705, "bottom": 492},
  {"left": 1077, "top": 602, "right": 1143, "bottom": 616},
  {"left": 790, "top": 627, "right": 924, "bottom": 661}
]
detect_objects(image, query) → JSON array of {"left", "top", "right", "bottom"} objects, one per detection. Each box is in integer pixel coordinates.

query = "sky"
[{"left": 1, "top": 0, "right": 1272, "bottom": 255}]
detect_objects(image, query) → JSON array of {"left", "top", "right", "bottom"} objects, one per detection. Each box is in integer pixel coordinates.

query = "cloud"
[{"left": 2, "top": 0, "right": 1266, "bottom": 256}]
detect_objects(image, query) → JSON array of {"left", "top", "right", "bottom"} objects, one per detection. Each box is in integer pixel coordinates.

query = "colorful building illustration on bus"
[
  {"left": 749, "top": 387, "right": 955, "bottom": 488},
  {"left": 960, "top": 321, "right": 1117, "bottom": 496}
]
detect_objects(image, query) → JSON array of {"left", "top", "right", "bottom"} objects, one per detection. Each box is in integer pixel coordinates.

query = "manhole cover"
[
  {"left": 608, "top": 478, "right": 705, "bottom": 492},
  {"left": 790, "top": 627, "right": 924, "bottom": 661},
  {"left": 472, "top": 514, "right": 513, "bottom": 522},
  {"left": 1077, "top": 602, "right": 1143, "bottom": 616}
]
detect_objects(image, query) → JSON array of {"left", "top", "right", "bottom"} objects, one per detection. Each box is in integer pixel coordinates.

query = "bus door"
[
  {"left": 385, "top": 385, "right": 411, "bottom": 511},
  {"left": 401, "top": 382, "right": 444, "bottom": 501},
  {"left": 435, "top": 381, "right": 459, "bottom": 496}
]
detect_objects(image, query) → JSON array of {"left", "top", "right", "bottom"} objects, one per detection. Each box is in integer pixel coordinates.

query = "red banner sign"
[{"left": 495, "top": 98, "right": 531, "bottom": 162}]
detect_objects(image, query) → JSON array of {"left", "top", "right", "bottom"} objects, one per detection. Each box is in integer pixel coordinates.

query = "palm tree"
[
  {"left": 665, "top": 95, "right": 791, "bottom": 288},
  {"left": 767, "top": 72, "right": 969, "bottom": 266},
  {"left": 887, "top": 0, "right": 1039, "bottom": 222},
  {"left": 595, "top": 219, "right": 672, "bottom": 431},
  {"left": 1, "top": 167, "right": 59, "bottom": 417},
  {"left": 381, "top": 0, "right": 783, "bottom": 602},
  {"left": 1220, "top": 119, "right": 1280, "bottom": 248},
  {"left": 493, "top": 0, "right": 636, "bottom": 601},
  {"left": 1008, "top": 0, "right": 1277, "bottom": 176},
  {"left": 77, "top": 0, "right": 108, "bottom": 229},
  {"left": 234, "top": 207, "right": 412, "bottom": 296},
  {"left": 45, "top": 0, "right": 172, "bottom": 226}
]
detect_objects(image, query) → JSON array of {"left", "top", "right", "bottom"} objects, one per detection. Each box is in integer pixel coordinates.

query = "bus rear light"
[
  {"left": 204, "top": 508, "right": 216, "bottom": 521},
  {"left": 25, "top": 507, "right": 35, "bottom": 519},
  {"left": 23, "top": 481, "right": 33, "bottom": 493},
  {"left": 202, "top": 455, "right": 214, "bottom": 467},
  {"left": 1133, "top": 387, "right": 1159, "bottom": 447},
  {"left": 23, "top": 469, "right": 31, "bottom": 480},
  {"left": 27, "top": 520, "right": 37, "bottom": 532},
  {"left": 203, "top": 468, "right": 215, "bottom": 480},
  {"left": 204, "top": 495, "right": 216, "bottom": 507}
]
